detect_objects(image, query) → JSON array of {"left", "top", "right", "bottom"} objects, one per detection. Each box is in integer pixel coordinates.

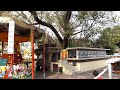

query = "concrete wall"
[{"left": 78, "top": 60, "right": 107, "bottom": 73}]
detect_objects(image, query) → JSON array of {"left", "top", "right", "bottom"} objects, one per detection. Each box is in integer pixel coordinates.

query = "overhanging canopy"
[
  {"left": 0, "top": 17, "right": 38, "bottom": 79},
  {"left": 0, "top": 32, "right": 30, "bottom": 43},
  {"left": 0, "top": 17, "right": 41, "bottom": 43}
]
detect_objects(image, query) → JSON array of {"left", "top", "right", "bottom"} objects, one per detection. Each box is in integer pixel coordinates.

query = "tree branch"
[
  {"left": 29, "top": 11, "right": 63, "bottom": 45},
  {"left": 63, "top": 11, "right": 72, "bottom": 36},
  {"left": 72, "top": 20, "right": 87, "bottom": 35},
  {"left": 65, "top": 11, "right": 71, "bottom": 24},
  {"left": 72, "top": 17, "right": 96, "bottom": 36}
]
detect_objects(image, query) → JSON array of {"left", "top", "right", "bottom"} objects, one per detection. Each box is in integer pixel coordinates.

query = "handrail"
[{"left": 94, "top": 67, "right": 108, "bottom": 79}]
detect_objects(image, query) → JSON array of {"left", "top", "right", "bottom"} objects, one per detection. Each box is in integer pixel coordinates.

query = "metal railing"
[{"left": 94, "top": 67, "right": 108, "bottom": 79}]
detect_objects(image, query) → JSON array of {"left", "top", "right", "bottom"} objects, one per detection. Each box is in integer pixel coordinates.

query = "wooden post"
[
  {"left": 31, "top": 30, "right": 34, "bottom": 79},
  {"left": 2, "top": 42, "right": 4, "bottom": 56},
  {"left": 10, "top": 54, "right": 13, "bottom": 79},
  {"left": 56, "top": 53, "right": 59, "bottom": 73},
  {"left": 43, "top": 33, "right": 46, "bottom": 78},
  {"left": 10, "top": 54, "right": 13, "bottom": 66}
]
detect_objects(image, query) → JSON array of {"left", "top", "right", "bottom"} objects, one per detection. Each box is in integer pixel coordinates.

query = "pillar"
[{"left": 31, "top": 30, "right": 34, "bottom": 79}]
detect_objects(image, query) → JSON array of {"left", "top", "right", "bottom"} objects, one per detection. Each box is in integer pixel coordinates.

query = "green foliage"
[{"left": 94, "top": 26, "right": 120, "bottom": 54}]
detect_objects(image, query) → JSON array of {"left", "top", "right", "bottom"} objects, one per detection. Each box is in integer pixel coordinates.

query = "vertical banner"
[{"left": 8, "top": 20, "right": 15, "bottom": 54}]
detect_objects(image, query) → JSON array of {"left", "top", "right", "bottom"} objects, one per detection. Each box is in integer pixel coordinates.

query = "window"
[
  {"left": 68, "top": 50, "right": 76, "bottom": 58},
  {"left": 78, "top": 50, "right": 107, "bottom": 58},
  {"left": 73, "top": 62, "right": 77, "bottom": 66}
]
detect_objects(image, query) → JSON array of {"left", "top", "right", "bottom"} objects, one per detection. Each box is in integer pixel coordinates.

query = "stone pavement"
[{"left": 33, "top": 67, "right": 120, "bottom": 79}]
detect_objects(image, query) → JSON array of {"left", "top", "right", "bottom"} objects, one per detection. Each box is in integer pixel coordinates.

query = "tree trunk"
[
  {"left": 63, "top": 11, "right": 71, "bottom": 49},
  {"left": 63, "top": 36, "right": 69, "bottom": 49}
]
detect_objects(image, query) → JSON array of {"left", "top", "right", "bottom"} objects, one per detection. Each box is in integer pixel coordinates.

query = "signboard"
[{"left": 8, "top": 21, "right": 15, "bottom": 54}]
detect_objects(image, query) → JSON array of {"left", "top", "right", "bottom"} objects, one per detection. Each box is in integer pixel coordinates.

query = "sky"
[
  {"left": 2, "top": 11, "right": 120, "bottom": 51},
  {"left": 2, "top": 11, "right": 120, "bottom": 54},
  {"left": 42, "top": 11, "right": 120, "bottom": 38},
  {"left": 10, "top": 11, "right": 120, "bottom": 40}
]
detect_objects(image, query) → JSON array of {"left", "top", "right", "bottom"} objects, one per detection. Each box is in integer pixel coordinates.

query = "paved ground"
[{"left": 31, "top": 67, "right": 120, "bottom": 79}]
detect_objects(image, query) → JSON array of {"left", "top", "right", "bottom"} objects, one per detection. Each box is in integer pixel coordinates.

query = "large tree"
[
  {"left": 29, "top": 11, "right": 72, "bottom": 49},
  {"left": 94, "top": 26, "right": 120, "bottom": 54},
  {"left": 3, "top": 11, "right": 117, "bottom": 49},
  {"left": 29, "top": 11, "right": 116, "bottom": 48}
]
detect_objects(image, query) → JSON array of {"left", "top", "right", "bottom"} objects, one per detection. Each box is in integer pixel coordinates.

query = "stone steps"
[{"left": 59, "top": 60, "right": 78, "bottom": 75}]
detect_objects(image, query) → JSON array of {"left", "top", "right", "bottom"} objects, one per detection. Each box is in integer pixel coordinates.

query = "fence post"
[{"left": 108, "top": 63, "right": 112, "bottom": 79}]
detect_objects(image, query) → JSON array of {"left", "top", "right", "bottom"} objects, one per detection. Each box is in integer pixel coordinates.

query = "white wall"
[
  {"left": 79, "top": 60, "right": 107, "bottom": 73},
  {"left": 76, "top": 63, "right": 81, "bottom": 71}
]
